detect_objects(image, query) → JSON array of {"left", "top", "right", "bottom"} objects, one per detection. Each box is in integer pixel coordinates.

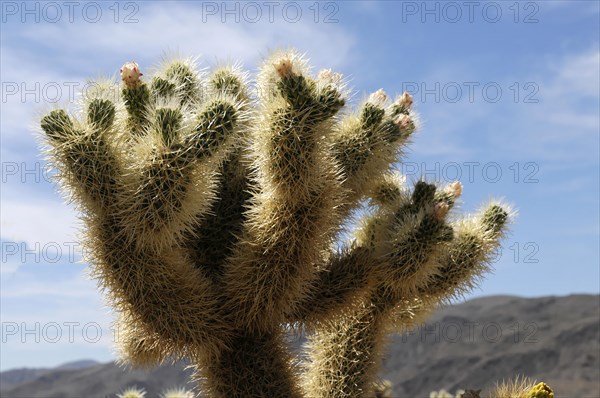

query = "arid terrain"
[{"left": 2, "top": 294, "right": 598, "bottom": 398}]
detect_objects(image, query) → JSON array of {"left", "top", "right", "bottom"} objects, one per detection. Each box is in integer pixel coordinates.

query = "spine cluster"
[{"left": 41, "top": 51, "right": 512, "bottom": 397}]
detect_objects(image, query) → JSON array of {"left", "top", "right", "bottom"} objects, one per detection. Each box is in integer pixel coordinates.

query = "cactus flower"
[{"left": 120, "top": 61, "right": 143, "bottom": 87}]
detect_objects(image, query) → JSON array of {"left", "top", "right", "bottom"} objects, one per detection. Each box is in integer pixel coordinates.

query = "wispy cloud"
[{"left": 1, "top": 199, "right": 81, "bottom": 251}]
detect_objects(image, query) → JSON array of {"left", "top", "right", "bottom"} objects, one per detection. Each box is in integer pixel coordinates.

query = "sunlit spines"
[
  {"left": 115, "top": 313, "right": 170, "bottom": 368},
  {"left": 369, "top": 172, "right": 408, "bottom": 209},
  {"left": 118, "top": 96, "right": 243, "bottom": 252},
  {"left": 117, "top": 387, "right": 146, "bottom": 398},
  {"left": 377, "top": 181, "right": 460, "bottom": 298},
  {"left": 161, "top": 388, "right": 195, "bottom": 398},
  {"left": 89, "top": 229, "right": 233, "bottom": 363},
  {"left": 351, "top": 180, "right": 461, "bottom": 313},
  {"left": 330, "top": 91, "right": 389, "bottom": 197},
  {"left": 152, "top": 58, "right": 205, "bottom": 106},
  {"left": 87, "top": 98, "right": 116, "bottom": 132},
  {"left": 418, "top": 201, "right": 512, "bottom": 304},
  {"left": 302, "top": 302, "right": 388, "bottom": 398},
  {"left": 41, "top": 109, "right": 74, "bottom": 142},
  {"left": 150, "top": 76, "right": 177, "bottom": 100},
  {"left": 41, "top": 100, "right": 122, "bottom": 212},
  {"left": 221, "top": 52, "right": 345, "bottom": 331},
  {"left": 208, "top": 65, "right": 251, "bottom": 103},
  {"left": 373, "top": 379, "right": 394, "bottom": 398},
  {"left": 257, "top": 52, "right": 346, "bottom": 196},
  {"left": 290, "top": 245, "right": 377, "bottom": 326},
  {"left": 289, "top": 178, "right": 460, "bottom": 327},
  {"left": 489, "top": 377, "right": 553, "bottom": 398},
  {"left": 331, "top": 91, "right": 416, "bottom": 210}
]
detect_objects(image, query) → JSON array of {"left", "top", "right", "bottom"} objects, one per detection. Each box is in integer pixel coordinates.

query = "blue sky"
[{"left": 1, "top": 1, "right": 598, "bottom": 371}]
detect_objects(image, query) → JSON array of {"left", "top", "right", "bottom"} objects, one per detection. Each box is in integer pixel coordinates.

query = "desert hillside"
[{"left": 2, "top": 295, "right": 598, "bottom": 397}]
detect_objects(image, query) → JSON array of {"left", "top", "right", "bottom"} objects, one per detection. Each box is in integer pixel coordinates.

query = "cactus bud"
[
  {"left": 393, "top": 113, "right": 413, "bottom": 130},
  {"left": 318, "top": 68, "right": 343, "bottom": 85},
  {"left": 120, "top": 61, "right": 143, "bottom": 87},
  {"left": 273, "top": 58, "right": 294, "bottom": 78},
  {"left": 368, "top": 89, "right": 388, "bottom": 107},
  {"left": 396, "top": 91, "right": 413, "bottom": 110},
  {"left": 446, "top": 181, "right": 463, "bottom": 199}
]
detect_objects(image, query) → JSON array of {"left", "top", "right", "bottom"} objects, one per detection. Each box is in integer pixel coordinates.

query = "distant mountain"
[
  {"left": 382, "top": 295, "right": 599, "bottom": 397},
  {"left": 56, "top": 360, "right": 101, "bottom": 371},
  {"left": 0, "top": 360, "right": 100, "bottom": 392},
  {"left": 2, "top": 295, "right": 598, "bottom": 397}
]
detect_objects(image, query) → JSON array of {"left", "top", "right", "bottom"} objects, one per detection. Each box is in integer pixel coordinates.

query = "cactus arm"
[
  {"left": 121, "top": 62, "right": 151, "bottom": 135},
  {"left": 417, "top": 203, "right": 510, "bottom": 304},
  {"left": 115, "top": 310, "right": 171, "bottom": 368},
  {"left": 118, "top": 92, "right": 245, "bottom": 253},
  {"left": 331, "top": 91, "right": 415, "bottom": 208},
  {"left": 221, "top": 51, "right": 346, "bottom": 331},
  {"left": 302, "top": 302, "right": 386, "bottom": 398},
  {"left": 303, "top": 201, "right": 511, "bottom": 398},
  {"left": 290, "top": 245, "right": 376, "bottom": 324},
  {"left": 163, "top": 61, "right": 203, "bottom": 105},
  {"left": 289, "top": 178, "right": 459, "bottom": 325},
  {"left": 41, "top": 100, "right": 121, "bottom": 212},
  {"left": 182, "top": 68, "right": 254, "bottom": 278},
  {"left": 183, "top": 148, "right": 251, "bottom": 278}
]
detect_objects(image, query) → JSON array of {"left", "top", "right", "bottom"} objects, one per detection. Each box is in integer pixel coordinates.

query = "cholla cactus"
[
  {"left": 120, "top": 386, "right": 194, "bottom": 398},
  {"left": 161, "top": 387, "right": 195, "bottom": 398},
  {"left": 490, "top": 378, "right": 554, "bottom": 398},
  {"left": 40, "top": 50, "right": 512, "bottom": 397},
  {"left": 372, "top": 379, "right": 394, "bottom": 397},
  {"left": 117, "top": 387, "right": 146, "bottom": 398},
  {"left": 430, "top": 389, "right": 456, "bottom": 398}
]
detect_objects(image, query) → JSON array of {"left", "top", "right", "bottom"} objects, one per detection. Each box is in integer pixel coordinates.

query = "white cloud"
[
  {"left": 1, "top": 272, "right": 94, "bottom": 299},
  {"left": 1, "top": 198, "right": 81, "bottom": 251},
  {"left": 10, "top": 2, "right": 356, "bottom": 70},
  {"left": 547, "top": 49, "right": 600, "bottom": 99},
  {"left": 412, "top": 47, "right": 600, "bottom": 163}
]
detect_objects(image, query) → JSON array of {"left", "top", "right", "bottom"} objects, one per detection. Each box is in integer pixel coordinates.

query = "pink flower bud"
[
  {"left": 446, "top": 181, "right": 463, "bottom": 198},
  {"left": 273, "top": 59, "right": 294, "bottom": 79},
  {"left": 367, "top": 89, "right": 388, "bottom": 107},
  {"left": 396, "top": 91, "right": 413, "bottom": 110},
  {"left": 318, "top": 68, "right": 343, "bottom": 85},
  {"left": 120, "top": 61, "right": 143, "bottom": 87},
  {"left": 394, "top": 113, "right": 413, "bottom": 130}
]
